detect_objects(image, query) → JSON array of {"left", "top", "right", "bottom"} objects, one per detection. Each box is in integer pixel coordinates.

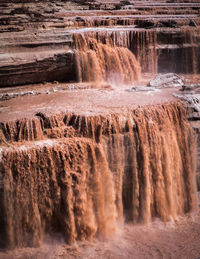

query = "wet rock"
[
  {"left": 126, "top": 86, "right": 156, "bottom": 92},
  {"left": 75, "top": 16, "right": 85, "bottom": 22},
  {"left": 148, "top": 73, "right": 183, "bottom": 88},
  {"left": 135, "top": 20, "right": 155, "bottom": 29},
  {"left": 136, "top": 20, "right": 178, "bottom": 29},
  {"left": 0, "top": 90, "right": 41, "bottom": 101},
  {"left": 182, "top": 84, "right": 200, "bottom": 91},
  {"left": 53, "top": 87, "right": 58, "bottom": 93},
  {"left": 176, "top": 94, "right": 200, "bottom": 110},
  {"left": 158, "top": 20, "right": 178, "bottom": 28},
  {"left": 198, "top": 192, "right": 200, "bottom": 205},
  {"left": 189, "top": 19, "right": 197, "bottom": 27}
]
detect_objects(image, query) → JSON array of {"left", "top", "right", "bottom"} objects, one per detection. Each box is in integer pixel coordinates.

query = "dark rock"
[
  {"left": 75, "top": 16, "right": 85, "bottom": 22},
  {"left": 120, "top": 0, "right": 131, "bottom": 5},
  {"left": 158, "top": 20, "right": 178, "bottom": 28},
  {"left": 189, "top": 19, "right": 197, "bottom": 27},
  {"left": 115, "top": 4, "right": 121, "bottom": 10},
  {"left": 135, "top": 20, "right": 155, "bottom": 29},
  {"left": 182, "top": 84, "right": 200, "bottom": 91}
]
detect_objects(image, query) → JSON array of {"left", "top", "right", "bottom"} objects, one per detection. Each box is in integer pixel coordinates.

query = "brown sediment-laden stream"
[
  {"left": 0, "top": 0, "right": 200, "bottom": 258},
  {"left": 0, "top": 94, "right": 198, "bottom": 251},
  {"left": 73, "top": 33, "right": 141, "bottom": 84}
]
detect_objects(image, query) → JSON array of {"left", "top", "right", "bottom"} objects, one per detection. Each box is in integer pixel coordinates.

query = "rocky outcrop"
[
  {"left": 148, "top": 73, "right": 183, "bottom": 88},
  {"left": 0, "top": 51, "right": 76, "bottom": 87},
  {"left": 0, "top": 29, "right": 76, "bottom": 86}
]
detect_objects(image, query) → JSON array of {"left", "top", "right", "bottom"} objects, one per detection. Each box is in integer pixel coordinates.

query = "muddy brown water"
[{"left": 0, "top": 85, "right": 199, "bottom": 255}]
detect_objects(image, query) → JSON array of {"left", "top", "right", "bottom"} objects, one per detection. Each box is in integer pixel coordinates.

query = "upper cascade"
[{"left": 73, "top": 33, "right": 141, "bottom": 84}]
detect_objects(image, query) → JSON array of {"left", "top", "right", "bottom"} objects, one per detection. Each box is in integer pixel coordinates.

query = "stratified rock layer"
[{"left": 1, "top": 1, "right": 200, "bottom": 86}]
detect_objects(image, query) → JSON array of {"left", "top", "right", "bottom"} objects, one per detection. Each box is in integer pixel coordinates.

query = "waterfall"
[
  {"left": 73, "top": 33, "right": 141, "bottom": 84},
  {"left": 0, "top": 101, "right": 197, "bottom": 249}
]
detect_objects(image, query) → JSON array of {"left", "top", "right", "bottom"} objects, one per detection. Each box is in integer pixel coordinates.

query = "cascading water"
[
  {"left": 0, "top": 16, "right": 199, "bottom": 253},
  {"left": 0, "top": 101, "right": 198, "bottom": 249},
  {"left": 73, "top": 33, "right": 141, "bottom": 84},
  {"left": 73, "top": 27, "right": 200, "bottom": 77}
]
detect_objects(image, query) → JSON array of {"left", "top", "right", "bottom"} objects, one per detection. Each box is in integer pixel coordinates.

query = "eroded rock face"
[
  {"left": 0, "top": 51, "right": 76, "bottom": 87},
  {"left": 1, "top": 1, "right": 200, "bottom": 86}
]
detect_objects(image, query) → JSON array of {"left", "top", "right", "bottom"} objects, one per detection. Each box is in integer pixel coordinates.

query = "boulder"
[{"left": 148, "top": 73, "right": 184, "bottom": 88}]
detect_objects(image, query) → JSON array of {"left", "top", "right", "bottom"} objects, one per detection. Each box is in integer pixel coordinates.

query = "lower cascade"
[{"left": 0, "top": 102, "right": 198, "bottom": 249}]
